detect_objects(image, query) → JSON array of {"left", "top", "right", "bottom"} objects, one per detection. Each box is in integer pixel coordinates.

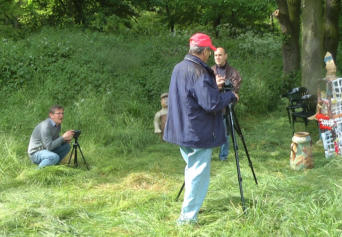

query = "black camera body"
[
  {"left": 73, "top": 130, "right": 81, "bottom": 138},
  {"left": 223, "top": 79, "right": 234, "bottom": 92},
  {"left": 223, "top": 80, "right": 238, "bottom": 104}
]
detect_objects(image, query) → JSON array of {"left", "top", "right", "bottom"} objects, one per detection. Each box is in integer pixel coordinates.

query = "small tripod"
[
  {"left": 67, "top": 136, "right": 89, "bottom": 170},
  {"left": 175, "top": 103, "right": 257, "bottom": 212}
]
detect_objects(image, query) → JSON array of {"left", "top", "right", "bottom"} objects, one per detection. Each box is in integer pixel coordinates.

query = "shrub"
[{"left": 0, "top": 27, "right": 283, "bottom": 159}]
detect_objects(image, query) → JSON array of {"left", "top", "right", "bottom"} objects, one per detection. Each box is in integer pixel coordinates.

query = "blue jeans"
[
  {"left": 219, "top": 117, "right": 230, "bottom": 160},
  {"left": 178, "top": 146, "right": 212, "bottom": 224},
  {"left": 30, "top": 143, "right": 71, "bottom": 168}
]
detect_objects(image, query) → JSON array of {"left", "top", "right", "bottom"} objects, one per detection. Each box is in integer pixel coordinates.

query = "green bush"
[{"left": 0, "top": 27, "right": 283, "bottom": 157}]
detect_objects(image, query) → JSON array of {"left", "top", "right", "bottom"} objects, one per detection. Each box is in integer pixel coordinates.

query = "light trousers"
[
  {"left": 219, "top": 117, "right": 230, "bottom": 160},
  {"left": 178, "top": 146, "right": 212, "bottom": 223},
  {"left": 30, "top": 143, "right": 71, "bottom": 168}
]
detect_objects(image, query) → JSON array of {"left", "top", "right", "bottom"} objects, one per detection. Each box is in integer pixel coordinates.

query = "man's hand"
[
  {"left": 216, "top": 75, "right": 239, "bottom": 102},
  {"left": 216, "top": 75, "right": 226, "bottom": 90},
  {"left": 233, "top": 92, "right": 239, "bottom": 102},
  {"left": 63, "top": 130, "right": 75, "bottom": 142}
]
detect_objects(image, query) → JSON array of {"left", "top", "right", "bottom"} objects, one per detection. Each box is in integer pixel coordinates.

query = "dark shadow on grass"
[
  {"left": 204, "top": 196, "right": 254, "bottom": 213},
  {"left": 312, "top": 151, "right": 330, "bottom": 168},
  {"left": 195, "top": 196, "right": 255, "bottom": 225},
  {"left": 0, "top": 180, "right": 25, "bottom": 193},
  {"left": 15, "top": 165, "right": 84, "bottom": 186},
  {"left": 0, "top": 164, "right": 86, "bottom": 192},
  {"left": 173, "top": 195, "right": 254, "bottom": 215}
]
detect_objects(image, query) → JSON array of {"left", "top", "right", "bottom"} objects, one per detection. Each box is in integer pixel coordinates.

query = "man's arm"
[
  {"left": 40, "top": 122, "right": 65, "bottom": 151},
  {"left": 193, "top": 73, "right": 236, "bottom": 112},
  {"left": 228, "top": 67, "right": 242, "bottom": 93}
]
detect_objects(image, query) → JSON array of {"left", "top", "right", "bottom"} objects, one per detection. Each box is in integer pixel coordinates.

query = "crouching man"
[{"left": 28, "top": 105, "right": 74, "bottom": 168}]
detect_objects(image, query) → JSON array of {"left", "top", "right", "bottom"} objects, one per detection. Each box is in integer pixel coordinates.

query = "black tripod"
[
  {"left": 175, "top": 103, "right": 258, "bottom": 212},
  {"left": 225, "top": 103, "right": 258, "bottom": 212},
  {"left": 67, "top": 136, "right": 89, "bottom": 170}
]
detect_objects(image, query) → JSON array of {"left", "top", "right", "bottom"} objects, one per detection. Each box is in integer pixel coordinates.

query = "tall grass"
[
  {"left": 2, "top": 28, "right": 341, "bottom": 236},
  {"left": 0, "top": 27, "right": 283, "bottom": 158},
  {"left": 1, "top": 111, "right": 342, "bottom": 236}
]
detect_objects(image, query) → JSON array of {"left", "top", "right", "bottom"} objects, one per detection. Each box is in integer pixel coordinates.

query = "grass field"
[
  {"left": 1, "top": 109, "right": 341, "bottom": 237},
  {"left": 0, "top": 28, "right": 341, "bottom": 236}
]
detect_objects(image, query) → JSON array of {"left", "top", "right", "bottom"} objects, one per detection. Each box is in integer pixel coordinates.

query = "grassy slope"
[
  {"left": 1, "top": 111, "right": 341, "bottom": 236},
  {"left": 0, "top": 28, "right": 341, "bottom": 236}
]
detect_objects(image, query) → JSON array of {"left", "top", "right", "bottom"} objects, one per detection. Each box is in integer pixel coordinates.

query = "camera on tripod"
[
  {"left": 73, "top": 130, "right": 81, "bottom": 139},
  {"left": 223, "top": 79, "right": 234, "bottom": 92},
  {"left": 68, "top": 129, "right": 89, "bottom": 170}
]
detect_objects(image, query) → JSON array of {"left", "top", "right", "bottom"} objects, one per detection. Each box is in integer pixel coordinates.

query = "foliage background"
[
  {"left": 1, "top": 0, "right": 342, "bottom": 235},
  {"left": 0, "top": 27, "right": 284, "bottom": 160}
]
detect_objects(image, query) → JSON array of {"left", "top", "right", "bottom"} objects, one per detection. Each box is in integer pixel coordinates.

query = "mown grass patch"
[
  {"left": 1, "top": 28, "right": 341, "bottom": 236},
  {"left": 1, "top": 110, "right": 342, "bottom": 236}
]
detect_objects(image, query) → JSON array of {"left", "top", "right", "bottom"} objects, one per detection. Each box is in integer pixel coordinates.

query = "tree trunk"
[
  {"left": 287, "top": 0, "right": 301, "bottom": 35},
  {"left": 301, "top": 0, "right": 323, "bottom": 94},
  {"left": 72, "top": 0, "right": 85, "bottom": 24},
  {"left": 324, "top": 0, "right": 340, "bottom": 62},
  {"left": 165, "top": 2, "right": 174, "bottom": 32},
  {"left": 213, "top": 15, "right": 221, "bottom": 37},
  {"left": 170, "top": 22, "right": 175, "bottom": 33},
  {"left": 275, "top": 0, "right": 301, "bottom": 76}
]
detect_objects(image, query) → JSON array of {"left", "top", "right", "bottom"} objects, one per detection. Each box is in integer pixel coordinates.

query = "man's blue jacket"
[{"left": 163, "top": 54, "right": 236, "bottom": 148}]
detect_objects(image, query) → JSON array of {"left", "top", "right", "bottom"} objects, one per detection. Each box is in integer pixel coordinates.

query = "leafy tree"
[
  {"left": 96, "top": 0, "right": 138, "bottom": 18},
  {"left": 324, "top": 0, "right": 340, "bottom": 61},
  {"left": 202, "top": 0, "right": 275, "bottom": 36},
  {"left": 144, "top": 0, "right": 275, "bottom": 35},
  {"left": 275, "top": 0, "right": 339, "bottom": 93},
  {"left": 148, "top": 0, "right": 201, "bottom": 32},
  {"left": 273, "top": 0, "right": 300, "bottom": 76},
  {"left": 90, "top": 0, "right": 144, "bottom": 31},
  {"left": 19, "top": 0, "right": 143, "bottom": 28},
  {"left": 0, "top": 0, "right": 20, "bottom": 28},
  {"left": 26, "top": 0, "right": 95, "bottom": 25},
  {"left": 301, "top": 0, "right": 323, "bottom": 94}
]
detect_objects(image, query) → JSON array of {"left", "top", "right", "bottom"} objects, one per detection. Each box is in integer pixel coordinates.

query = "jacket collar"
[
  {"left": 184, "top": 54, "right": 214, "bottom": 75},
  {"left": 214, "top": 62, "right": 230, "bottom": 70},
  {"left": 48, "top": 118, "right": 60, "bottom": 128},
  {"left": 216, "top": 62, "right": 229, "bottom": 69},
  {"left": 213, "top": 62, "right": 231, "bottom": 76}
]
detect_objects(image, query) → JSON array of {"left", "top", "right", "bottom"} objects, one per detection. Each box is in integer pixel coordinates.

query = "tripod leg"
[
  {"left": 175, "top": 182, "right": 185, "bottom": 201},
  {"left": 286, "top": 107, "right": 292, "bottom": 124},
  {"left": 74, "top": 146, "right": 78, "bottom": 167},
  {"left": 77, "top": 143, "right": 89, "bottom": 170},
  {"left": 291, "top": 115, "right": 295, "bottom": 135},
  {"left": 227, "top": 104, "right": 246, "bottom": 213},
  {"left": 67, "top": 146, "right": 75, "bottom": 165},
  {"left": 231, "top": 108, "right": 258, "bottom": 185}
]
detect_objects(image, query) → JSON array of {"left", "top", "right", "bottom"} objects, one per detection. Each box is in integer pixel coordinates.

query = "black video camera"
[
  {"left": 73, "top": 130, "right": 81, "bottom": 138},
  {"left": 223, "top": 79, "right": 234, "bottom": 92}
]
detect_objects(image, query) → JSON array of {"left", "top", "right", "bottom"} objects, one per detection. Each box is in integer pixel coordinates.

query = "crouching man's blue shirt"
[{"left": 163, "top": 54, "right": 236, "bottom": 148}]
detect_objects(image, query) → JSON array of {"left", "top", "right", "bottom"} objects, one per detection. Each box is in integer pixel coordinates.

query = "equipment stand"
[
  {"left": 175, "top": 103, "right": 257, "bottom": 213},
  {"left": 226, "top": 103, "right": 258, "bottom": 212},
  {"left": 67, "top": 137, "right": 89, "bottom": 170}
]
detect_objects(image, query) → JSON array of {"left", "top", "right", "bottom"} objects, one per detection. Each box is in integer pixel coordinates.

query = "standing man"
[
  {"left": 28, "top": 105, "right": 74, "bottom": 168},
  {"left": 212, "top": 47, "right": 242, "bottom": 161},
  {"left": 163, "top": 33, "right": 238, "bottom": 225}
]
